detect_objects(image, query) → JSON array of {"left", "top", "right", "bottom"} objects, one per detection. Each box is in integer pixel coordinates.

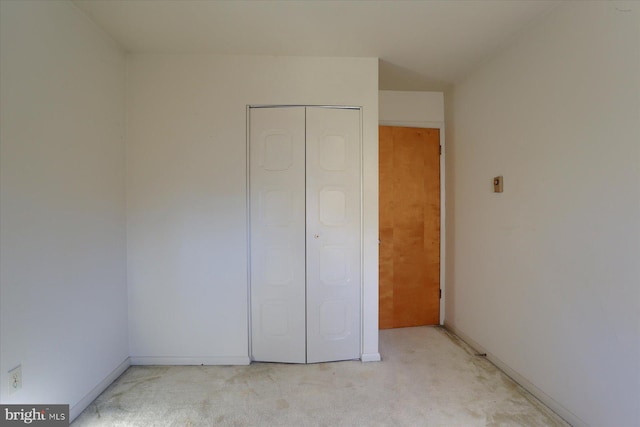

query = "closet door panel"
[
  {"left": 250, "top": 107, "right": 306, "bottom": 363},
  {"left": 306, "top": 107, "right": 361, "bottom": 363}
]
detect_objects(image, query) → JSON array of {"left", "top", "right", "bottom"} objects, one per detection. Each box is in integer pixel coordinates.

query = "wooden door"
[{"left": 379, "top": 126, "right": 440, "bottom": 329}]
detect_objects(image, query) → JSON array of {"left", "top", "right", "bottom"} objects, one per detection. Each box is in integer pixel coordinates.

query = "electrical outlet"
[{"left": 8, "top": 365, "right": 22, "bottom": 395}]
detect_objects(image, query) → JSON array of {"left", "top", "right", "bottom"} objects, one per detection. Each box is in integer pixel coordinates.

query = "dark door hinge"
[
  {"left": 439, "top": 289, "right": 442, "bottom": 299},
  {"left": 439, "top": 145, "right": 442, "bottom": 155}
]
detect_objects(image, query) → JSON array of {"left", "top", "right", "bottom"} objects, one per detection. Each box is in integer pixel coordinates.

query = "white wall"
[
  {"left": 0, "top": 0, "right": 128, "bottom": 419},
  {"left": 379, "top": 90, "right": 444, "bottom": 125},
  {"left": 446, "top": 2, "right": 639, "bottom": 426},
  {"left": 127, "top": 55, "right": 379, "bottom": 363}
]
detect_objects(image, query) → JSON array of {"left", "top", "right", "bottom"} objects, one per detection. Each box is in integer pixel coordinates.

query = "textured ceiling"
[{"left": 72, "top": 0, "right": 559, "bottom": 90}]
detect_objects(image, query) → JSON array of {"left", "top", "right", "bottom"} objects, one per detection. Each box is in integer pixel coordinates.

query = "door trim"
[{"left": 379, "top": 120, "right": 445, "bottom": 325}]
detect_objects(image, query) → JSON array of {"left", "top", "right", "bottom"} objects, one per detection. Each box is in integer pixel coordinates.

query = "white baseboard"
[
  {"left": 130, "top": 356, "right": 251, "bottom": 366},
  {"left": 70, "top": 357, "right": 130, "bottom": 422},
  {"left": 361, "top": 352, "right": 382, "bottom": 362},
  {"left": 444, "top": 322, "right": 588, "bottom": 427}
]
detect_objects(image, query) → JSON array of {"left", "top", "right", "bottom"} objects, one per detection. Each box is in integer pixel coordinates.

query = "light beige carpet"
[{"left": 72, "top": 326, "right": 569, "bottom": 426}]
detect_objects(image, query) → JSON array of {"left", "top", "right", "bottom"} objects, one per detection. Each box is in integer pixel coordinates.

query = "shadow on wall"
[{"left": 379, "top": 59, "right": 450, "bottom": 92}]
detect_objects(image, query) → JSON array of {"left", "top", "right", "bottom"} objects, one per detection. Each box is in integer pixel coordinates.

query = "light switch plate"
[{"left": 493, "top": 176, "right": 503, "bottom": 193}]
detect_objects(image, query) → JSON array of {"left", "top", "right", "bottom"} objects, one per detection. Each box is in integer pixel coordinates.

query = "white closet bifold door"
[
  {"left": 305, "top": 107, "right": 361, "bottom": 363},
  {"left": 249, "top": 106, "right": 361, "bottom": 364},
  {"left": 249, "top": 107, "right": 306, "bottom": 363}
]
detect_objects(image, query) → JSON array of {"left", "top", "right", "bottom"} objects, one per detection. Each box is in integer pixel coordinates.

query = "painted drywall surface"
[
  {"left": 0, "top": 0, "right": 128, "bottom": 410},
  {"left": 127, "top": 55, "right": 379, "bottom": 362},
  {"left": 379, "top": 90, "right": 444, "bottom": 124},
  {"left": 446, "top": 2, "right": 639, "bottom": 426}
]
